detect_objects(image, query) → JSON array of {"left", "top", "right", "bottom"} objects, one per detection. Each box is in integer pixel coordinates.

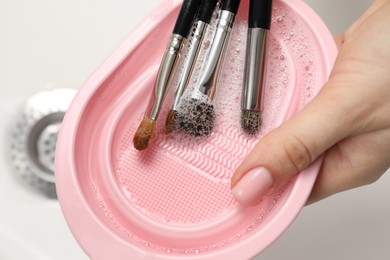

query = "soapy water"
[
  {"left": 175, "top": 97, "right": 215, "bottom": 137},
  {"left": 92, "top": 1, "right": 328, "bottom": 255},
  {"left": 91, "top": 179, "right": 293, "bottom": 255}
]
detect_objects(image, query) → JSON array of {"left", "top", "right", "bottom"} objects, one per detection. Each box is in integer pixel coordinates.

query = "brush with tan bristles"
[
  {"left": 133, "top": 0, "right": 201, "bottom": 150},
  {"left": 241, "top": 0, "right": 272, "bottom": 135},
  {"left": 165, "top": 0, "right": 219, "bottom": 134}
]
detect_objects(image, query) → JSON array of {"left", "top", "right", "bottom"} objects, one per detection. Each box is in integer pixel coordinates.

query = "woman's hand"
[{"left": 231, "top": 0, "right": 390, "bottom": 206}]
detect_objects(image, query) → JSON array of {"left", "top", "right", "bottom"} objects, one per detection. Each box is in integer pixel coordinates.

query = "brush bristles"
[
  {"left": 165, "top": 109, "right": 177, "bottom": 134},
  {"left": 133, "top": 117, "right": 156, "bottom": 151},
  {"left": 241, "top": 110, "right": 262, "bottom": 135},
  {"left": 176, "top": 98, "right": 215, "bottom": 137}
]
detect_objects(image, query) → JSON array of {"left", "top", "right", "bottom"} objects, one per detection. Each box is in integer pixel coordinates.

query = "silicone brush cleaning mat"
[{"left": 56, "top": 0, "right": 337, "bottom": 259}]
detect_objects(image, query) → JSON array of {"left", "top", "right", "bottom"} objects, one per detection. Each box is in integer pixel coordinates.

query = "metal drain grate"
[{"left": 10, "top": 89, "right": 77, "bottom": 198}]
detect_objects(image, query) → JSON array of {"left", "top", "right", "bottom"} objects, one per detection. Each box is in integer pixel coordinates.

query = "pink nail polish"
[{"left": 232, "top": 167, "right": 274, "bottom": 206}]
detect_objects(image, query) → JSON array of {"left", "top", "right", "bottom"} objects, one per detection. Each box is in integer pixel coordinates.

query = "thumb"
[{"left": 231, "top": 80, "right": 358, "bottom": 206}]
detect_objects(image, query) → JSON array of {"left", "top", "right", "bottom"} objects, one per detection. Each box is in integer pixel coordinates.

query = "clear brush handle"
[
  {"left": 194, "top": 10, "right": 235, "bottom": 100},
  {"left": 172, "top": 21, "right": 208, "bottom": 110}
]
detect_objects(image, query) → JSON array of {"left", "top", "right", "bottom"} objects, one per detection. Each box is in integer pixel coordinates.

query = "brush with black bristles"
[
  {"left": 133, "top": 0, "right": 201, "bottom": 151},
  {"left": 241, "top": 0, "right": 272, "bottom": 135},
  {"left": 177, "top": 0, "right": 241, "bottom": 137},
  {"left": 165, "top": 0, "right": 219, "bottom": 134}
]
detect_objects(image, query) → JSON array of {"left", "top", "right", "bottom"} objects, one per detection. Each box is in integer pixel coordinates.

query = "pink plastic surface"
[{"left": 55, "top": 0, "right": 337, "bottom": 259}]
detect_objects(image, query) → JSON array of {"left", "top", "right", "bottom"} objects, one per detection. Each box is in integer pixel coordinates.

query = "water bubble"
[{"left": 203, "top": 40, "right": 211, "bottom": 50}]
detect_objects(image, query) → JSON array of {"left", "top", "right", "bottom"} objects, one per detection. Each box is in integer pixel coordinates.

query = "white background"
[{"left": 1, "top": 0, "right": 389, "bottom": 259}]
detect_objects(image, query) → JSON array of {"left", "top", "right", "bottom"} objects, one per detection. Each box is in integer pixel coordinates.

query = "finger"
[
  {"left": 307, "top": 128, "right": 390, "bottom": 204},
  {"left": 230, "top": 79, "right": 362, "bottom": 207}
]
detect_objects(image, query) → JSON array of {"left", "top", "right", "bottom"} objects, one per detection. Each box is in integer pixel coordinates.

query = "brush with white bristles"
[
  {"left": 165, "top": 0, "right": 219, "bottom": 134},
  {"left": 178, "top": 0, "right": 241, "bottom": 137}
]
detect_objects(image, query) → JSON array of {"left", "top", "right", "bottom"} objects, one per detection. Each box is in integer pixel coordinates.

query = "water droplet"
[
  {"left": 277, "top": 17, "right": 283, "bottom": 23},
  {"left": 279, "top": 55, "right": 285, "bottom": 61},
  {"left": 203, "top": 40, "right": 211, "bottom": 50}
]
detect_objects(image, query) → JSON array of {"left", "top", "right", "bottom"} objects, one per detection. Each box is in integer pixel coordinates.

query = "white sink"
[{"left": 1, "top": 0, "right": 389, "bottom": 259}]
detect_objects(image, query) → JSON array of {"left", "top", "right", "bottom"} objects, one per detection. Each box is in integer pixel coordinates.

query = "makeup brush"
[
  {"left": 133, "top": 0, "right": 201, "bottom": 151},
  {"left": 165, "top": 0, "right": 219, "bottom": 134},
  {"left": 178, "top": 0, "right": 241, "bottom": 137},
  {"left": 241, "top": 0, "right": 272, "bottom": 135}
]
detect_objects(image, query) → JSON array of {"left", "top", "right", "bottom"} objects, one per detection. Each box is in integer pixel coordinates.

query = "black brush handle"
[
  {"left": 173, "top": 0, "right": 202, "bottom": 37},
  {"left": 198, "top": 0, "right": 218, "bottom": 24},
  {"left": 249, "top": 0, "right": 273, "bottom": 29},
  {"left": 220, "top": 0, "right": 241, "bottom": 14}
]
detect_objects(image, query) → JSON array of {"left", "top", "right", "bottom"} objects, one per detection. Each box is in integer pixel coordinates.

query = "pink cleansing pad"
[{"left": 55, "top": 0, "right": 337, "bottom": 259}]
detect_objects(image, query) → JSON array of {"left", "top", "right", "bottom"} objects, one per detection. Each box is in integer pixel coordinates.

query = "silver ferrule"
[
  {"left": 146, "top": 34, "right": 185, "bottom": 120},
  {"left": 193, "top": 10, "right": 235, "bottom": 100},
  {"left": 241, "top": 28, "right": 268, "bottom": 111},
  {"left": 172, "top": 21, "right": 208, "bottom": 110}
]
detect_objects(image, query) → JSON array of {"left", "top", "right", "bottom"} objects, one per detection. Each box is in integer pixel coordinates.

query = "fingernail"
[{"left": 232, "top": 167, "right": 274, "bottom": 206}]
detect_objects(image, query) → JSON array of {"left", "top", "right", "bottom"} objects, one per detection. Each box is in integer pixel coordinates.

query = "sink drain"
[{"left": 10, "top": 89, "right": 77, "bottom": 198}]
